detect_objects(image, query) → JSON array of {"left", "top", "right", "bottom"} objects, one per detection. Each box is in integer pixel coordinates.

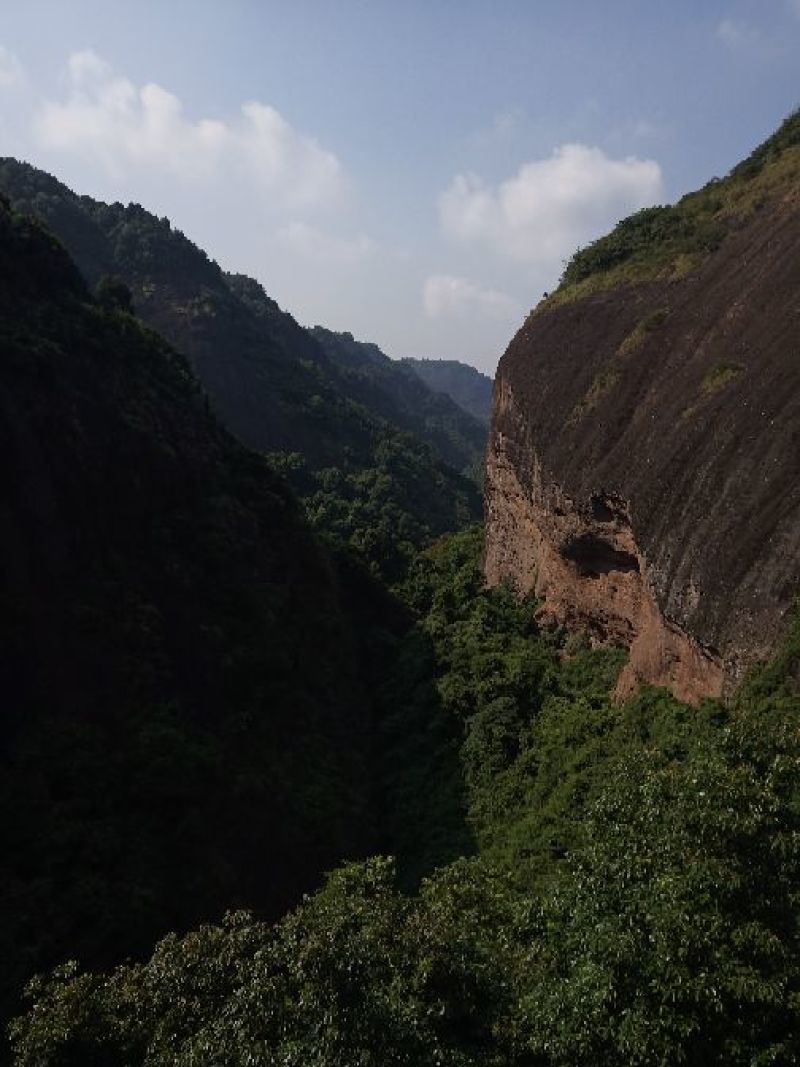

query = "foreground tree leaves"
[
  {"left": 10, "top": 859, "right": 518, "bottom": 1066},
  {"left": 12, "top": 685, "right": 800, "bottom": 1065},
  {"left": 516, "top": 721, "right": 800, "bottom": 1064}
]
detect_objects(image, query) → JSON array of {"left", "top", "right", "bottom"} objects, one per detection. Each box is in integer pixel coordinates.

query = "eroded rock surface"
[{"left": 485, "top": 190, "right": 800, "bottom": 703}]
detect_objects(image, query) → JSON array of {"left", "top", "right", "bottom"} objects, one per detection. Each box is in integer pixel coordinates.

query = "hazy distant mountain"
[
  {"left": 310, "top": 328, "right": 487, "bottom": 476},
  {"left": 402, "top": 357, "right": 494, "bottom": 424}
]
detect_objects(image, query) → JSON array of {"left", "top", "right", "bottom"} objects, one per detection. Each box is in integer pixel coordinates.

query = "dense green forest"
[
  {"left": 0, "top": 194, "right": 378, "bottom": 1044},
  {"left": 10, "top": 526, "right": 800, "bottom": 1065},
  {"left": 308, "top": 327, "right": 487, "bottom": 477}
]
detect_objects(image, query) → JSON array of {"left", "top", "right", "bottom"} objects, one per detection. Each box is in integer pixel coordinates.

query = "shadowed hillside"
[
  {"left": 0, "top": 195, "right": 375, "bottom": 1030},
  {"left": 309, "top": 327, "right": 487, "bottom": 477}
]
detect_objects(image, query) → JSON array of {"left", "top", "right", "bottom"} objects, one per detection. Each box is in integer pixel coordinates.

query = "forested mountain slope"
[
  {"left": 0, "top": 195, "right": 374, "bottom": 1033},
  {"left": 0, "top": 160, "right": 481, "bottom": 579},
  {"left": 309, "top": 327, "right": 486, "bottom": 477},
  {"left": 12, "top": 526, "right": 800, "bottom": 1066},
  {"left": 402, "top": 357, "right": 494, "bottom": 424}
]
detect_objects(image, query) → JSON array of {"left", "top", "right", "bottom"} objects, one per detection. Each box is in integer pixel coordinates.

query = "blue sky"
[{"left": 1, "top": 1, "right": 798, "bottom": 372}]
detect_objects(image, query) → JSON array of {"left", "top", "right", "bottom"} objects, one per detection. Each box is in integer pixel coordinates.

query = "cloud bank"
[
  {"left": 35, "top": 51, "right": 346, "bottom": 212},
  {"left": 439, "top": 144, "right": 663, "bottom": 269}
]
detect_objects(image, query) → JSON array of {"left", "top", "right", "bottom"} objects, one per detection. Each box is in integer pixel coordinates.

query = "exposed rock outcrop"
[{"left": 485, "top": 118, "right": 800, "bottom": 702}]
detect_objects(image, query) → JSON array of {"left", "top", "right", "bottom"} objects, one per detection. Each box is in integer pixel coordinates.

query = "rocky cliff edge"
[{"left": 485, "top": 113, "right": 800, "bottom": 702}]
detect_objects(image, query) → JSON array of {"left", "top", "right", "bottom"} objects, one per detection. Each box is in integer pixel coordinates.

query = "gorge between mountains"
[{"left": 2, "top": 109, "right": 800, "bottom": 1067}]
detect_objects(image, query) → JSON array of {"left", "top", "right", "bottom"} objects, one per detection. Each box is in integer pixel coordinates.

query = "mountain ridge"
[
  {"left": 402, "top": 357, "right": 493, "bottom": 424},
  {"left": 0, "top": 158, "right": 482, "bottom": 578},
  {"left": 309, "top": 326, "right": 487, "bottom": 477}
]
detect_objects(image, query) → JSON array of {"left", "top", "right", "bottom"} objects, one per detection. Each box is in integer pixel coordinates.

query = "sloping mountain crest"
[
  {"left": 402, "top": 357, "right": 493, "bottom": 424},
  {"left": 0, "top": 159, "right": 483, "bottom": 578},
  {"left": 308, "top": 326, "right": 487, "bottom": 477}
]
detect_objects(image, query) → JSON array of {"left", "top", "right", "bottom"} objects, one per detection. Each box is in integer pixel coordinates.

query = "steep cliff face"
[{"left": 485, "top": 114, "right": 800, "bottom": 702}]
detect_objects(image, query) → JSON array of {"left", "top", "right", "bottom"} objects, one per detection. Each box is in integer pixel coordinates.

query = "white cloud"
[
  {"left": 439, "top": 143, "right": 663, "bottom": 268},
  {"left": 34, "top": 50, "right": 345, "bottom": 210},
  {"left": 423, "top": 274, "right": 519, "bottom": 320},
  {"left": 277, "top": 221, "right": 375, "bottom": 266},
  {"left": 0, "top": 45, "right": 24, "bottom": 88}
]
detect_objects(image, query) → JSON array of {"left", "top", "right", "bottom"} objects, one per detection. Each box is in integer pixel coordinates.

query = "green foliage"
[
  {"left": 557, "top": 108, "right": 800, "bottom": 295},
  {"left": 9, "top": 859, "right": 518, "bottom": 1066},
  {"left": 567, "top": 366, "right": 622, "bottom": 426},
  {"left": 560, "top": 202, "right": 726, "bottom": 290},
  {"left": 309, "top": 327, "right": 488, "bottom": 479},
  {"left": 10, "top": 511, "right": 800, "bottom": 1064},
  {"left": 381, "top": 527, "right": 627, "bottom": 881},
  {"left": 271, "top": 433, "right": 479, "bottom": 585},
  {"left": 616, "top": 306, "right": 669, "bottom": 357},
  {"left": 12, "top": 667, "right": 800, "bottom": 1065},
  {"left": 0, "top": 199, "right": 375, "bottom": 1040},
  {"left": 517, "top": 699, "right": 800, "bottom": 1065},
  {"left": 731, "top": 107, "right": 800, "bottom": 180},
  {"left": 95, "top": 273, "right": 134, "bottom": 312},
  {"left": 701, "top": 361, "right": 744, "bottom": 396}
]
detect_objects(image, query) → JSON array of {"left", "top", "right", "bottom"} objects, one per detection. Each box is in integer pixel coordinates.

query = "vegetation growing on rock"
[{"left": 554, "top": 107, "right": 800, "bottom": 302}]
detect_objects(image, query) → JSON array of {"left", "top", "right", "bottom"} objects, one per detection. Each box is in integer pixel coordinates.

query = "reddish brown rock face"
[
  {"left": 485, "top": 381, "right": 725, "bottom": 703},
  {"left": 484, "top": 195, "right": 800, "bottom": 704}
]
